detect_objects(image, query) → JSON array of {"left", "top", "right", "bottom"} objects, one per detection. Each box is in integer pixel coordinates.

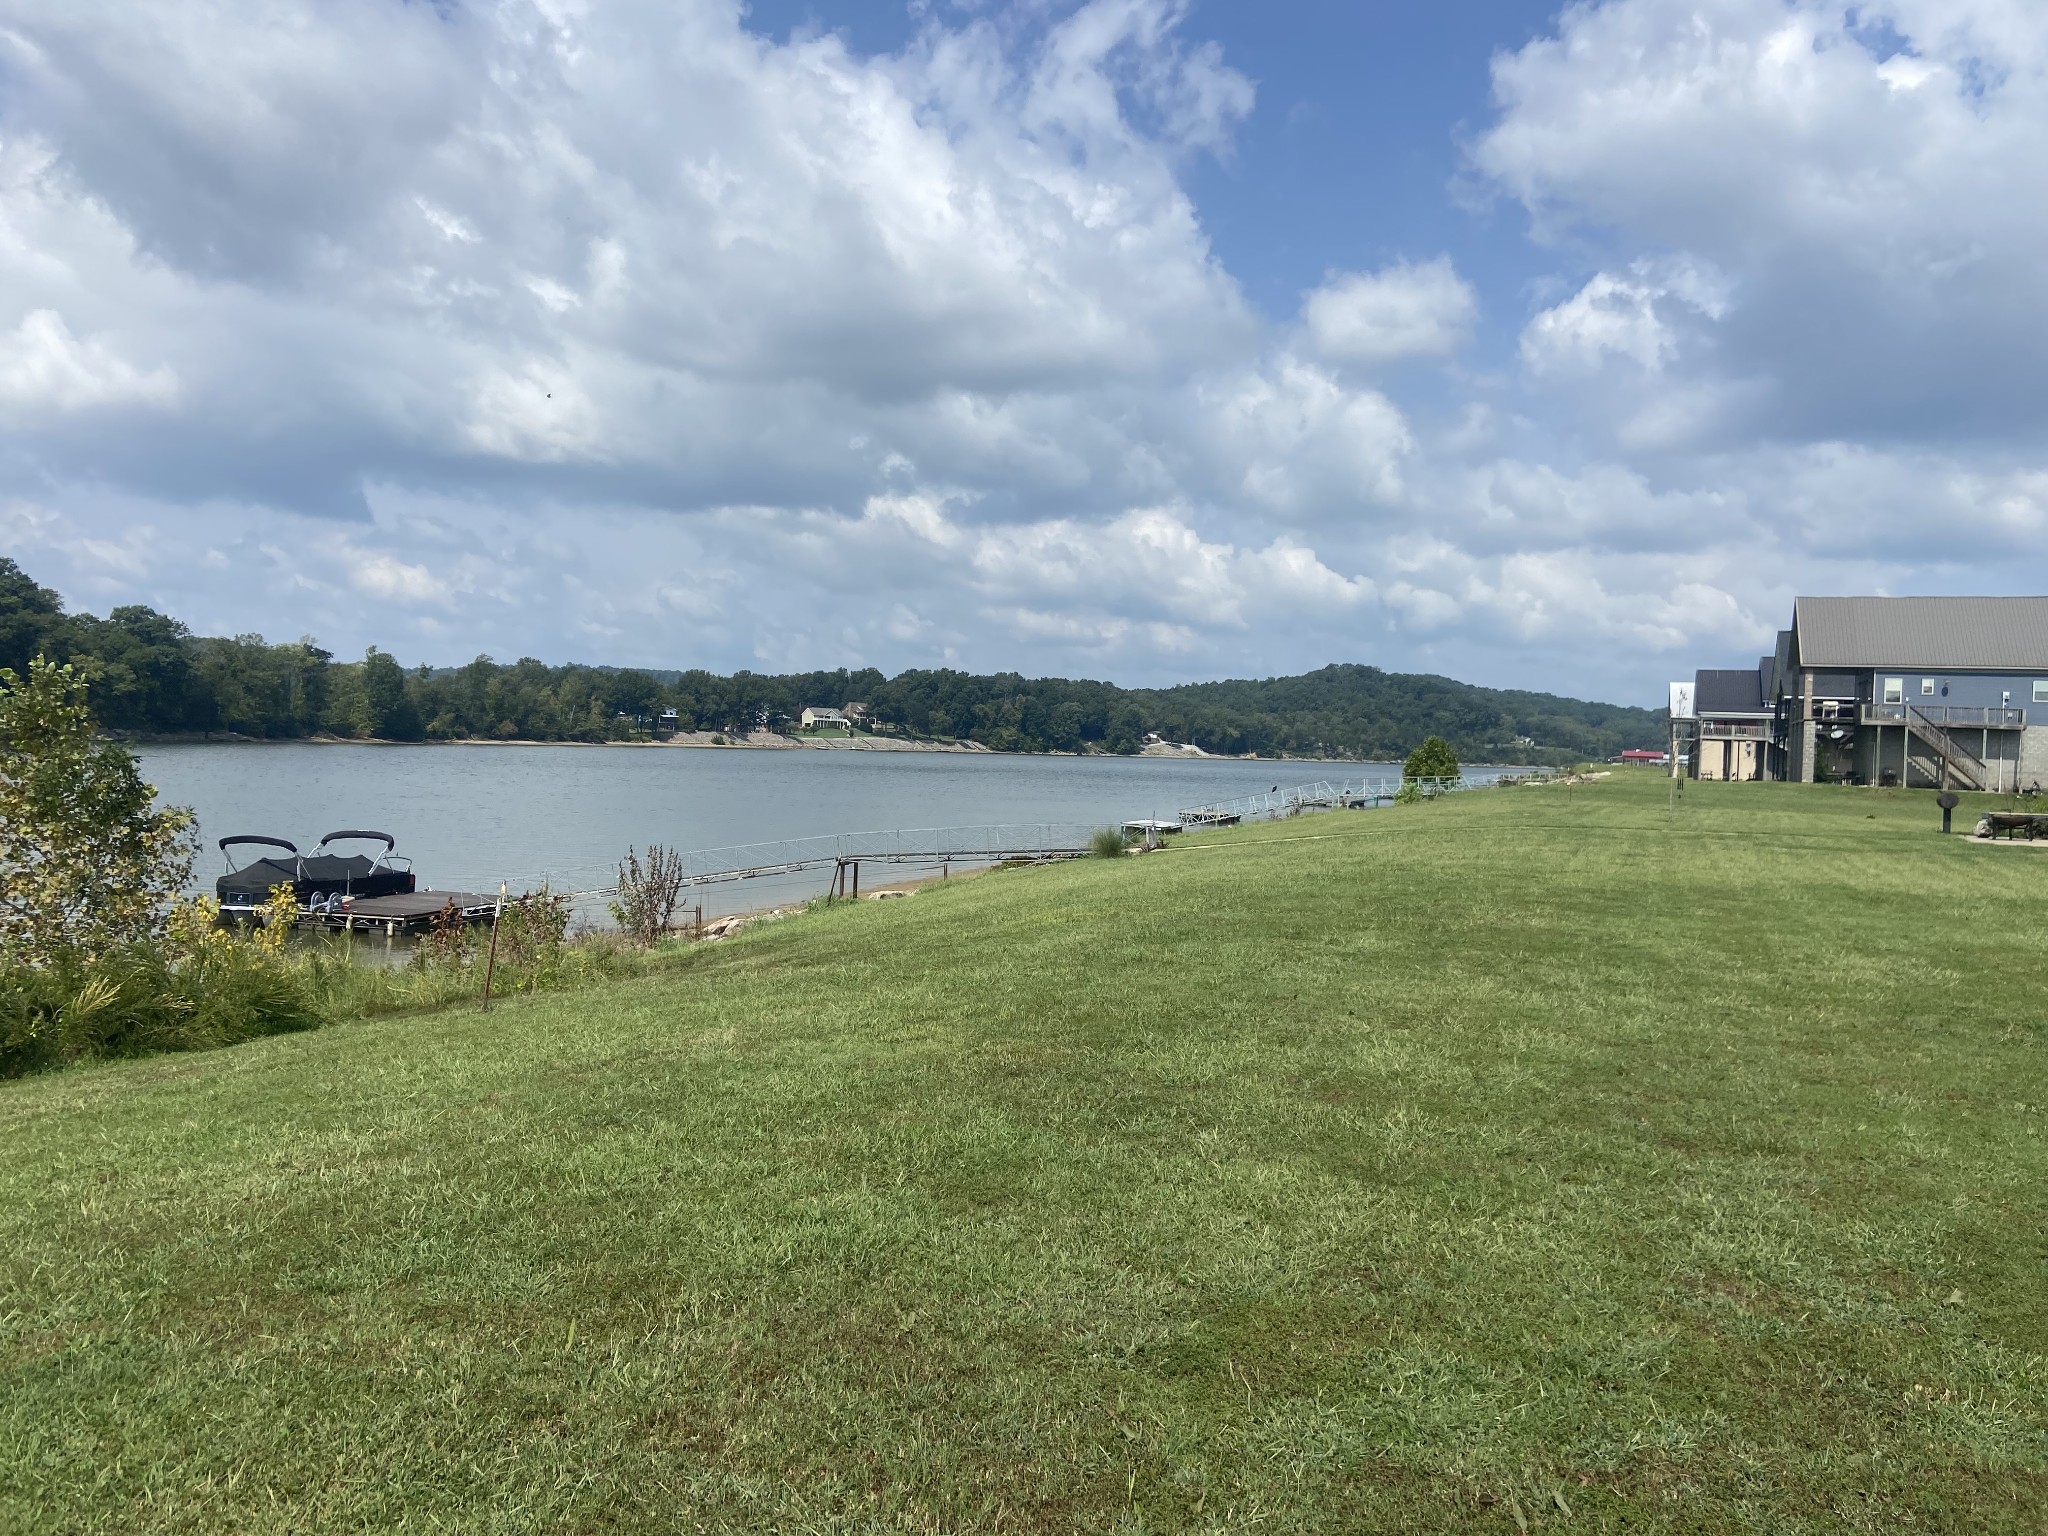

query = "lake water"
[{"left": 138, "top": 743, "right": 1527, "bottom": 918}]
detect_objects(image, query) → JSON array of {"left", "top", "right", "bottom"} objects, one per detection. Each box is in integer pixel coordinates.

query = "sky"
[{"left": 2, "top": 0, "right": 2045, "bottom": 705}]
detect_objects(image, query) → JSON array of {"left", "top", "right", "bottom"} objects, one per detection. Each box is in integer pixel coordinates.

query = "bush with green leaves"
[
  {"left": 1403, "top": 734, "right": 1460, "bottom": 784},
  {"left": 0, "top": 657, "right": 196, "bottom": 967}
]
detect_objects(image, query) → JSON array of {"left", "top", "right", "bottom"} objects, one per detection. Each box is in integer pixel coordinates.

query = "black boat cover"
[
  {"left": 295, "top": 853, "right": 414, "bottom": 900},
  {"left": 216, "top": 857, "right": 304, "bottom": 904},
  {"left": 215, "top": 833, "right": 415, "bottom": 905}
]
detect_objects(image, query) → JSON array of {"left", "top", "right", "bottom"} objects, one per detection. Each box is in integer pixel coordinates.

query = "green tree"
[
  {"left": 1404, "top": 735, "right": 1460, "bottom": 782},
  {"left": 358, "top": 648, "right": 423, "bottom": 740},
  {"left": 0, "top": 558, "right": 68, "bottom": 678},
  {"left": 0, "top": 659, "right": 196, "bottom": 966}
]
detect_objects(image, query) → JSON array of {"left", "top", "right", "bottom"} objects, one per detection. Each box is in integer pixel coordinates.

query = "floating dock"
[{"left": 299, "top": 891, "right": 506, "bottom": 936}]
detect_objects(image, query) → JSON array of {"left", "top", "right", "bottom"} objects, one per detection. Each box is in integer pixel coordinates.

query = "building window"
[
  {"left": 1883, "top": 678, "right": 1903, "bottom": 704},
  {"left": 1921, "top": 678, "right": 1936, "bottom": 695},
  {"left": 2034, "top": 681, "right": 2048, "bottom": 704}
]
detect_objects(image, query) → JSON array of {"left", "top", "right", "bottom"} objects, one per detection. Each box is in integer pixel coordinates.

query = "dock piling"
[{"left": 480, "top": 882, "right": 507, "bottom": 1013}]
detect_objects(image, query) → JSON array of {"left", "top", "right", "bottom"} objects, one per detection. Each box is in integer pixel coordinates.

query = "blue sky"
[{"left": 1, "top": 0, "right": 2044, "bottom": 703}]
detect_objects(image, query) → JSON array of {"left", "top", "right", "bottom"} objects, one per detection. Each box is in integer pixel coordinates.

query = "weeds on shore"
[
  {"left": 0, "top": 894, "right": 320, "bottom": 1077},
  {"left": 0, "top": 884, "right": 686, "bottom": 1079},
  {"left": 1088, "top": 826, "right": 1129, "bottom": 858},
  {"left": 611, "top": 847, "right": 686, "bottom": 945}
]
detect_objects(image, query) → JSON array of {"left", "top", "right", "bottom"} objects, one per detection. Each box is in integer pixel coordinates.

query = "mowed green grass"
[{"left": 5, "top": 774, "right": 2048, "bottom": 1533}]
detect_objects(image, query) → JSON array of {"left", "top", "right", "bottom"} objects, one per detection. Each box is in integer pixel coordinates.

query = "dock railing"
[
  {"left": 1176, "top": 776, "right": 1468, "bottom": 828},
  {"left": 537, "top": 822, "right": 1102, "bottom": 922}
]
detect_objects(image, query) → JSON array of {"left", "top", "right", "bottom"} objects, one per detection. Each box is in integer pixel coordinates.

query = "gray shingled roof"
[
  {"left": 1694, "top": 668, "right": 1766, "bottom": 714},
  {"left": 1794, "top": 596, "right": 2048, "bottom": 670}
]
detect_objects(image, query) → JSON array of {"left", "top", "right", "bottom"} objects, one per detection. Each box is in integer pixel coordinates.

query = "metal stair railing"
[{"left": 1905, "top": 705, "right": 1989, "bottom": 790}]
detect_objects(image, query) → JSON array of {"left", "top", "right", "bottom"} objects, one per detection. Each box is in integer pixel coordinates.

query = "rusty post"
[{"left": 481, "top": 881, "right": 507, "bottom": 1012}]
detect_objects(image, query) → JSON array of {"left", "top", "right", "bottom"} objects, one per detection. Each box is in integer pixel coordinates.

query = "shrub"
[
  {"left": 1403, "top": 735, "right": 1460, "bottom": 784},
  {"left": 0, "top": 658, "right": 196, "bottom": 966},
  {"left": 611, "top": 847, "right": 686, "bottom": 945},
  {"left": 493, "top": 888, "right": 573, "bottom": 988},
  {"left": 1090, "top": 827, "right": 1129, "bottom": 858}
]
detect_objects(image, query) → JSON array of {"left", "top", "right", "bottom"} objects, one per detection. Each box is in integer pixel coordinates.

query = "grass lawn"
[{"left": 4, "top": 773, "right": 2047, "bottom": 1532}]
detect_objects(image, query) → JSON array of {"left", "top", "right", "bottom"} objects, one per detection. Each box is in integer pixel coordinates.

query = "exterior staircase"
[{"left": 1904, "top": 706, "right": 1990, "bottom": 790}]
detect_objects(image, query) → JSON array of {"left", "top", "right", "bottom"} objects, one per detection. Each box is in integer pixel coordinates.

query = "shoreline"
[
  {"left": 121, "top": 731, "right": 1286, "bottom": 761},
  {"left": 121, "top": 733, "right": 1556, "bottom": 772}
]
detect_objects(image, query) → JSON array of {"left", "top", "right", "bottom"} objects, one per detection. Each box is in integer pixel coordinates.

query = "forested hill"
[{"left": 0, "top": 558, "right": 1662, "bottom": 763}]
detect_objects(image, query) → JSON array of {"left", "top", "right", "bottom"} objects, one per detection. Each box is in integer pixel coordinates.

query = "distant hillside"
[
  {"left": 2, "top": 557, "right": 1661, "bottom": 762},
  {"left": 1138, "top": 663, "right": 1663, "bottom": 762}
]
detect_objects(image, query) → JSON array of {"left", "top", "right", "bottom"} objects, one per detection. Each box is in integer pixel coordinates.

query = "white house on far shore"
[{"left": 801, "top": 706, "right": 851, "bottom": 732}]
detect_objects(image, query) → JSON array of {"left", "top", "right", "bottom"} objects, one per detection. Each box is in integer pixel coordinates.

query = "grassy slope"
[{"left": 4, "top": 775, "right": 2047, "bottom": 1533}]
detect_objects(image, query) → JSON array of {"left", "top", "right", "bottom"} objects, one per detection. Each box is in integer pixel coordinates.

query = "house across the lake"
[
  {"left": 1674, "top": 596, "right": 2048, "bottom": 790},
  {"left": 801, "top": 706, "right": 852, "bottom": 732}
]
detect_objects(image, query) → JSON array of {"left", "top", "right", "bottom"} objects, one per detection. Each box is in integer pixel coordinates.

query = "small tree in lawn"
[
  {"left": 0, "top": 658, "right": 196, "bottom": 966},
  {"left": 1403, "top": 735, "right": 1460, "bottom": 785}
]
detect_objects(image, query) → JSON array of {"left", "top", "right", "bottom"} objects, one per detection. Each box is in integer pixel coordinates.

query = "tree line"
[{"left": 0, "top": 558, "right": 1662, "bottom": 762}]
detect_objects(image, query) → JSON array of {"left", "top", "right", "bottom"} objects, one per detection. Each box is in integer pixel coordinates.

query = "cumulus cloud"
[
  {"left": 1301, "top": 258, "right": 1478, "bottom": 366},
  {"left": 1, "top": 0, "right": 2045, "bottom": 703},
  {"left": 0, "top": 0, "right": 1258, "bottom": 509},
  {"left": 0, "top": 309, "right": 176, "bottom": 411},
  {"left": 1478, "top": 0, "right": 2048, "bottom": 444},
  {"left": 1195, "top": 359, "right": 1412, "bottom": 515},
  {"left": 1520, "top": 261, "right": 1730, "bottom": 377}
]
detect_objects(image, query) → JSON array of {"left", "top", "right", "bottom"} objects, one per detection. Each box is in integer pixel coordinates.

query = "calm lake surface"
[{"left": 139, "top": 743, "right": 1528, "bottom": 917}]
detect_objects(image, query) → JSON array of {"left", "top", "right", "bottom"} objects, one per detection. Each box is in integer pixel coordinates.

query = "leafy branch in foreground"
[{"left": 0, "top": 657, "right": 196, "bottom": 967}]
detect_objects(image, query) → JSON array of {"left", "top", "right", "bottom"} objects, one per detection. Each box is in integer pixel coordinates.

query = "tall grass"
[
  {"left": 1, "top": 891, "right": 686, "bottom": 1079},
  {"left": 0, "top": 939, "right": 320, "bottom": 1077}
]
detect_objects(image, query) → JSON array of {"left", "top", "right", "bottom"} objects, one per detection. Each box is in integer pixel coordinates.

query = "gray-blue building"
[{"left": 1689, "top": 596, "right": 2048, "bottom": 789}]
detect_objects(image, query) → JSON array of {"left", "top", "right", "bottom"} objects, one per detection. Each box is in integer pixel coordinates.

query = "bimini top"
[
  {"left": 298, "top": 831, "right": 408, "bottom": 893},
  {"left": 1795, "top": 596, "right": 2048, "bottom": 672}
]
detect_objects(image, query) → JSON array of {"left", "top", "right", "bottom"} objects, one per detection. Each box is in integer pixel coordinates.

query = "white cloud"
[
  {"left": 1301, "top": 258, "right": 1477, "bottom": 366},
  {"left": 2, "top": 0, "right": 2047, "bottom": 705},
  {"left": 0, "top": 309, "right": 176, "bottom": 411},
  {"left": 1478, "top": 0, "right": 2048, "bottom": 445},
  {"left": 334, "top": 545, "right": 451, "bottom": 606},
  {"left": 1196, "top": 358, "right": 1412, "bottom": 515},
  {"left": 1520, "top": 261, "right": 1730, "bottom": 377}
]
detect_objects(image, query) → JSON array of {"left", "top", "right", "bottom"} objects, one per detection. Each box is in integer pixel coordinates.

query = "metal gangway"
[
  {"left": 659, "top": 823, "right": 1097, "bottom": 889},
  {"left": 1177, "top": 776, "right": 1466, "bottom": 828},
  {"left": 544, "top": 822, "right": 1103, "bottom": 920}
]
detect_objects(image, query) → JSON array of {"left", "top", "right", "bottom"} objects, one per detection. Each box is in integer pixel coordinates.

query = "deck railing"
[{"left": 1861, "top": 704, "right": 2025, "bottom": 728}]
